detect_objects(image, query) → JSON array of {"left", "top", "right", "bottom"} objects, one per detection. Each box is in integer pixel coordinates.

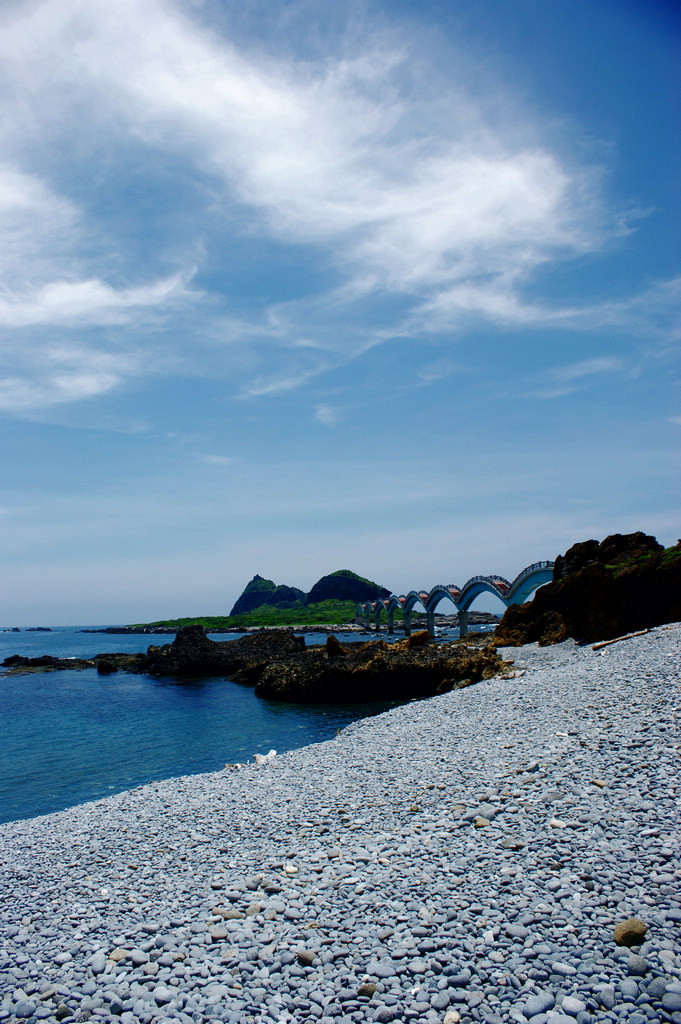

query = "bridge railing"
[{"left": 356, "top": 559, "right": 555, "bottom": 631}]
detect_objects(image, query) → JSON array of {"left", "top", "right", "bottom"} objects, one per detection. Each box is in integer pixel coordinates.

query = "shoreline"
[
  {"left": 1, "top": 624, "right": 679, "bottom": 1024},
  {"left": 80, "top": 613, "right": 501, "bottom": 636}
]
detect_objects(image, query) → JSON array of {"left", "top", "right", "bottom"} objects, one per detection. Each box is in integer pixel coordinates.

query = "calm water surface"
[{"left": 0, "top": 627, "right": 411, "bottom": 824}]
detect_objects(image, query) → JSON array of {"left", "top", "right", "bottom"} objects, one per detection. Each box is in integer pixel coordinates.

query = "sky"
[{"left": 1, "top": 0, "right": 679, "bottom": 626}]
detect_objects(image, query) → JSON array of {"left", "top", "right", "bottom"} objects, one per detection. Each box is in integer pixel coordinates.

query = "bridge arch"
[{"left": 356, "top": 560, "right": 554, "bottom": 638}]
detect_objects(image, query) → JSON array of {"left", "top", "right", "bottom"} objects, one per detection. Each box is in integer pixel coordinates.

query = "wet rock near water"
[
  {"left": 255, "top": 631, "right": 504, "bottom": 702},
  {"left": 2, "top": 627, "right": 504, "bottom": 706},
  {"left": 1, "top": 653, "right": 143, "bottom": 675},
  {"left": 139, "top": 624, "right": 306, "bottom": 681}
]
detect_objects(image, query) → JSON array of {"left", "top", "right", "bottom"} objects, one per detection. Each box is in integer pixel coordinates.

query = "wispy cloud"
[
  {"left": 528, "top": 356, "right": 624, "bottom": 399},
  {"left": 0, "top": 0, "right": 675, "bottom": 413},
  {"left": 0, "top": 345, "right": 144, "bottom": 412},
  {"left": 200, "top": 454, "right": 234, "bottom": 466},
  {"left": 236, "top": 364, "right": 330, "bottom": 399},
  {"left": 314, "top": 403, "right": 341, "bottom": 427},
  {"left": 0, "top": 272, "right": 194, "bottom": 328},
  {"left": 416, "top": 358, "right": 460, "bottom": 384}
]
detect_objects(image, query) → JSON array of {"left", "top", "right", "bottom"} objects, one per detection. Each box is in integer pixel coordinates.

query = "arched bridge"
[{"left": 356, "top": 560, "right": 554, "bottom": 638}]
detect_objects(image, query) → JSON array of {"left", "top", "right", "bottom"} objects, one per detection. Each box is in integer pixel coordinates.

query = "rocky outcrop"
[
  {"left": 306, "top": 570, "right": 390, "bottom": 605},
  {"left": 140, "top": 625, "right": 305, "bottom": 680},
  {"left": 229, "top": 575, "right": 307, "bottom": 616},
  {"left": 2, "top": 652, "right": 144, "bottom": 674},
  {"left": 1, "top": 628, "right": 305, "bottom": 680},
  {"left": 229, "top": 569, "right": 390, "bottom": 618},
  {"left": 495, "top": 532, "right": 681, "bottom": 646},
  {"left": 2, "top": 625, "right": 505, "bottom": 702},
  {"left": 254, "top": 632, "right": 504, "bottom": 703}
]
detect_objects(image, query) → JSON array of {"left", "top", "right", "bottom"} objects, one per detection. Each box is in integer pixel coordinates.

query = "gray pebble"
[
  {"left": 627, "top": 955, "right": 649, "bottom": 976},
  {"left": 524, "top": 991, "right": 555, "bottom": 1016},
  {"left": 0, "top": 626, "right": 679, "bottom": 1024},
  {"left": 13, "top": 1002, "right": 36, "bottom": 1018},
  {"left": 619, "top": 978, "right": 640, "bottom": 1001}
]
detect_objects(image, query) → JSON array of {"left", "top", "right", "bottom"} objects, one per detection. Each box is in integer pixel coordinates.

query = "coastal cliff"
[
  {"left": 495, "top": 531, "right": 681, "bottom": 646},
  {"left": 229, "top": 568, "right": 390, "bottom": 618}
]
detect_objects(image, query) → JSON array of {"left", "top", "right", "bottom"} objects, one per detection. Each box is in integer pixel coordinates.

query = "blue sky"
[{"left": 1, "top": 0, "right": 679, "bottom": 625}]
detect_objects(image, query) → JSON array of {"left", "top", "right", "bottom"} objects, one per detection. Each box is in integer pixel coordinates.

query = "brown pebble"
[
  {"left": 614, "top": 917, "right": 647, "bottom": 947},
  {"left": 212, "top": 906, "right": 245, "bottom": 920},
  {"left": 358, "top": 982, "right": 378, "bottom": 997},
  {"left": 296, "top": 949, "right": 316, "bottom": 966}
]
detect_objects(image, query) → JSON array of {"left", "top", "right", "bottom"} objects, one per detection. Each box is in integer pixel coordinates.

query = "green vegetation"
[
  {"left": 133, "top": 599, "right": 413, "bottom": 630},
  {"left": 134, "top": 600, "right": 360, "bottom": 630},
  {"left": 607, "top": 543, "right": 681, "bottom": 578},
  {"left": 660, "top": 544, "right": 681, "bottom": 566},
  {"left": 224, "top": 599, "right": 358, "bottom": 627},
  {"left": 327, "top": 569, "right": 378, "bottom": 584},
  {"left": 133, "top": 566, "right": 400, "bottom": 630},
  {"left": 131, "top": 615, "right": 237, "bottom": 630}
]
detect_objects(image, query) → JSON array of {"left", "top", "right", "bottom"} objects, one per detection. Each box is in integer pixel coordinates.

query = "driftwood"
[{"left": 592, "top": 628, "right": 651, "bottom": 651}]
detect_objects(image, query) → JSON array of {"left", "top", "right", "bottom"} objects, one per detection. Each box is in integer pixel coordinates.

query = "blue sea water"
[{"left": 0, "top": 626, "right": 412, "bottom": 825}]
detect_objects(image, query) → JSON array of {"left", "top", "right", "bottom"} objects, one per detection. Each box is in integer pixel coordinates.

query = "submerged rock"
[{"left": 495, "top": 532, "right": 681, "bottom": 646}]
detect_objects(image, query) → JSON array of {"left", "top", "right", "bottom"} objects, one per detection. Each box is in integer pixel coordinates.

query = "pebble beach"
[{"left": 1, "top": 624, "right": 679, "bottom": 1024}]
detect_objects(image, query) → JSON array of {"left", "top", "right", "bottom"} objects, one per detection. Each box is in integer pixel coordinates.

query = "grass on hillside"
[
  {"left": 607, "top": 543, "right": 681, "bottom": 577},
  {"left": 133, "top": 599, "right": 413, "bottom": 630}
]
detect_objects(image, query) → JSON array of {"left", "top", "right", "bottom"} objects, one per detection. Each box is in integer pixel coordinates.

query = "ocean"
[{"left": 0, "top": 625, "right": 421, "bottom": 825}]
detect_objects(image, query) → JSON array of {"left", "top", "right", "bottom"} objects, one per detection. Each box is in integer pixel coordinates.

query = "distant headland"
[{"left": 83, "top": 569, "right": 480, "bottom": 634}]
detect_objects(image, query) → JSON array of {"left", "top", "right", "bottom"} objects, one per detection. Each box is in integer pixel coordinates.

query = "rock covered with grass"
[{"left": 495, "top": 532, "right": 681, "bottom": 646}]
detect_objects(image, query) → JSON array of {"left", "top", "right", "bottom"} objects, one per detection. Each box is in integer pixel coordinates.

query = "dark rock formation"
[
  {"left": 495, "top": 532, "right": 681, "bottom": 646},
  {"left": 229, "top": 569, "right": 390, "bottom": 618},
  {"left": 3, "top": 654, "right": 95, "bottom": 672},
  {"left": 2, "top": 652, "right": 143, "bottom": 674},
  {"left": 255, "top": 633, "right": 504, "bottom": 703},
  {"left": 307, "top": 569, "right": 390, "bottom": 605},
  {"left": 82, "top": 626, "right": 180, "bottom": 635},
  {"left": 229, "top": 575, "right": 308, "bottom": 616},
  {"left": 140, "top": 624, "right": 305, "bottom": 681},
  {"left": 2, "top": 624, "right": 506, "bottom": 703}
]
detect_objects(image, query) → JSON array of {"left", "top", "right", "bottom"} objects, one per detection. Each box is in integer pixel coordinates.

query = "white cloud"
[
  {"left": 0, "top": 0, "right": 674, "bottom": 411},
  {"left": 200, "top": 454, "right": 234, "bottom": 466},
  {"left": 237, "top": 365, "right": 327, "bottom": 399},
  {"left": 0, "top": 342, "right": 146, "bottom": 411},
  {"left": 0, "top": 272, "right": 194, "bottom": 328},
  {"left": 416, "top": 358, "right": 459, "bottom": 383},
  {"left": 0, "top": 3, "right": 609, "bottom": 290},
  {"left": 528, "top": 356, "right": 623, "bottom": 399},
  {"left": 314, "top": 403, "right": 340, "bottom": 427},
  {"left": 552, "top": 356, "right": 623, "bottom": 383},
  {"left": 0, "top": 165, "right": 81, "bottom": 286},
  {"left": 0, "top": 371, "right": 117, "bottom": 411}
]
